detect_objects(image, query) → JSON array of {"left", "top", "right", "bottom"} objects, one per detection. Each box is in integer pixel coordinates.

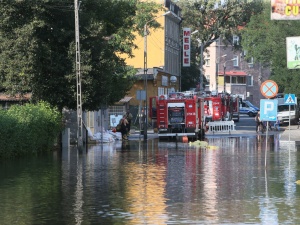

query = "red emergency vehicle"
[
  {"left": 149, "top": 92, "right": 239, "bottom": 138},
  {"left": 204, "top": 94, "right": 240, "bottom": 122},
  {"left": 149, "top": 93, "right": 205, "bottom": 139}
]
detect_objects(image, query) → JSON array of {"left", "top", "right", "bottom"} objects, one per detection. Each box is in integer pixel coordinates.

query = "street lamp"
[
  {"left": 143, "top": 11, "right": 171, "bottom": 140},
  {"left": 216, "top": 54, "right": 227, "bottom": 93},
  {"left": 223, "top": 59, "right": 235, "bottom": 93}
]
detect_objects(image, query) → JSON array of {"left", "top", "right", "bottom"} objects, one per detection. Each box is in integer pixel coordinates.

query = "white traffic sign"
[
  {"left": 284, "top": 93, "right": 296, "bottom": 105},
  {"left": 260, "top": 99, "right": 278, "bottom": 121}
]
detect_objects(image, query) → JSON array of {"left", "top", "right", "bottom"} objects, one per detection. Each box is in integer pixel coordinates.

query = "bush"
[{"left": 0, "top": 102, "right": 62, "bottom": 159}]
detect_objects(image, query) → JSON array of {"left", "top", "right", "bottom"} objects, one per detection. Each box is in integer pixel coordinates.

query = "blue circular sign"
[{"left": 260, "top": 80, "right": 278, "bottom": 98}]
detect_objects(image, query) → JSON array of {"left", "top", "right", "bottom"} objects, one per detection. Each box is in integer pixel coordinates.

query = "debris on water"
[
  {"left": 189, "top": 140, "right": 208, "bottom": 147},
  {"left": 188, "top": 140, "right": 219, "bottom": 150},
  {"left": 206, "top": 145, "right": 219, "bottom": 150}
]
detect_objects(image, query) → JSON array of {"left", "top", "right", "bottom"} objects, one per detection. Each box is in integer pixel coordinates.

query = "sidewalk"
[
  {"left": 279, "top": 125, "right": 300, "bottom": 143},
  {"left": 128, "top": 125, "right": 300, "bottom": 146}
]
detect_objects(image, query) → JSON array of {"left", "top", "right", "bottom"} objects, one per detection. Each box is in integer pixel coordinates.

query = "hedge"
[{"left": 0, "top": 102, "right": 62, "bottom": 159}]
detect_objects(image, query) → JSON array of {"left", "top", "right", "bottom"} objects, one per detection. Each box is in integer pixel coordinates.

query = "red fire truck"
[
  {"left": 203, "top": 93, "right": 239, "bottom": 122},
  {"left": 149, "top": 93, "right": 205, "bottom": 139},
  {"left": 149, "top": 92, "right": 239, "bottom": 139}
]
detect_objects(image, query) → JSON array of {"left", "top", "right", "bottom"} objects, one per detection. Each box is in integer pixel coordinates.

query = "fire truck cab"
[{"left": 149, "top": 93, "right": 205, "bottom": 139}]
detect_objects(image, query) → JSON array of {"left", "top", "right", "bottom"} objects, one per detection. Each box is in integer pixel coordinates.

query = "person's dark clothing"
[
  {"left": 255, "top": 114, "right": 262, "bottom": 132},
  {"left": 125, "top": 112, "right": 133, "bottom": 134}
]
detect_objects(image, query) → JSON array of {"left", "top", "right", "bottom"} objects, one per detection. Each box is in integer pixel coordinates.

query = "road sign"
[
  {"left": 260, "top": 80, "right": 278, "bottom": 99},
  {"left": 136, "top": 90, "right": 146, "bottom": 100},
  {"left": 260, "top": 99, "right": 278, "bottom": 121},
  {"left": 284, "top": 93, "right": 296, "bottom": 105}
]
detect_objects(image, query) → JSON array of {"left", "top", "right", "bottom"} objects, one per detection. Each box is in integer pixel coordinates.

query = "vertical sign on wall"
[{"left": 183, "top": 28, "right": 191, "bottom": 67}]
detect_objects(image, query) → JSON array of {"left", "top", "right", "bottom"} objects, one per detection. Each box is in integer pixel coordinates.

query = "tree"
[
  {"left": 176, "top": 0, "right": 263, "bottom": 90},
  {"left": 0, "top": 0, "right": 161, "bottom": 111},
  {"left": 241, "top": 2, "right": 300, "bottom": 96}
]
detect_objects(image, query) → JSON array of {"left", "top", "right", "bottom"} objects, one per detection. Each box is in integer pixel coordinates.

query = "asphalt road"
[
  {"left": 130, "top": 114, "right": 299, "bottom": 148},
  {"left": 235, "top": 114, "right": 257, "bottom": 131}
]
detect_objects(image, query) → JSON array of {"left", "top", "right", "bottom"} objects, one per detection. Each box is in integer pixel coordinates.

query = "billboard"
[
  {"left": 286, "top": 36, "right": 300, "bottom": 69},
  {"left": 271, "top": 0, "right": 300, "bottom": 20},
  {"left": 182, "top": 28, "right": 191, "bottom": 67}
]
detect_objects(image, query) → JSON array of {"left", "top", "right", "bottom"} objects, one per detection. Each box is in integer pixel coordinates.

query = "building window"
[
  {"left": 158, "top": 87, "right": 165, "bottom": 96},
  {"left": 233, "top": 35, "right": 239, "bottom": 45},
  {"left": 247, "top": 57, "right": 253, "bottom": 64},
  {"left": 231, "top": 76, "right": 246, "bottom": 84},
  {"left": 247, "top": 57, "right": 254, "bottom": 68},
  {"left": 205, "top": 75, "right": 210, "bottom": 86},
  {"left": 205, "top": 54, "right": 210, "bottom": 66},
  {"left": 233, "top": 55, "right": 239, "bottom": 67},
  {"left": 247, "top": 75, "right": 253, "bottom": 86}
]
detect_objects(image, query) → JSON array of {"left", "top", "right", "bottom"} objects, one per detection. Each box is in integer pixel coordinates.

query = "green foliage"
[
  {"left": 0, "top": 102, "right": 62, "bottom": 159},
  {"left": 0, "top": 0, "right": 159, "bottom": 111},
  {"left": 177, "top": 0, "right": 263, "bottom": 90},
  {"left": 241, "top": 2, "right": 300, "bottom": 95}
]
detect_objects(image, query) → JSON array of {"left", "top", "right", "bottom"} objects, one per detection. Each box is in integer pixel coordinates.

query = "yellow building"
[{"left": 124, "top": 0, "right": 182, "bottom": 107}]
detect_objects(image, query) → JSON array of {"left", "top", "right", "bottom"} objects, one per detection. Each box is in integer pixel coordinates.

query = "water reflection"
[{"left": 1, "top": 134, "right": 300, "bottom": 224}]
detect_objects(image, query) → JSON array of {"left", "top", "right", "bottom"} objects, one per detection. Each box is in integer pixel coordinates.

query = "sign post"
[
  {"left": 284, "top": 93, "right": 296, "bottom": 144},
  {"left": 260, "top": 80, "right": 278, "bottom": 167}
]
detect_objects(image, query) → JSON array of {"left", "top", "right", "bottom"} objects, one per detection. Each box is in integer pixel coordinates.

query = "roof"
[
  {"left": 219, "top": 70, "right": 247, "bottom": 76},
  {"left": 118, "top": 96, "right": 132, "bottom": 103},
  {"left": 134, "top": 67, "right": 166, "bottom": 80},
  {"left": 0, "top": 93, "right": 32, "bottom": 102}
]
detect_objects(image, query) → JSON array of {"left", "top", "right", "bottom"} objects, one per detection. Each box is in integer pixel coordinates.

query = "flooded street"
[{"left": 1, "top": 134, "right": 300, "bottom": 225}]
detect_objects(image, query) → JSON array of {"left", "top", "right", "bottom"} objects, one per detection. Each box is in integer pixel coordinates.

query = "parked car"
[{"left": 239, "top": 100, "right": 259, "bottom": 117}]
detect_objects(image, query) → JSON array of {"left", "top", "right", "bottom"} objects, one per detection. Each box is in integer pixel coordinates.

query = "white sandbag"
[
  {"left": 108, "top": 130, "right": 122, "bottom": 140},
  {"left": 93, "top": 132, "right": 115, "bottom": 143}
]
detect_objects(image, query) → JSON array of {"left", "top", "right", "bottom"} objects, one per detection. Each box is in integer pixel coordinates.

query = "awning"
[
  {"left": 118, "top": 96, "right": 132, "bottom": 103},
  {"left": 219, "top": 70, "right": 247, "bottom": 76}
]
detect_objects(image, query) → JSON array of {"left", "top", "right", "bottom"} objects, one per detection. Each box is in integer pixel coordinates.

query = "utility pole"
[
  {"left": 223, "top": 59, "right": 234, "bottom": 93},
  {"left": 75, "top": 0, "right": 83, "bottom": 148},
  {"left": 216, "top": 54, "right": 227, "bottom": 93},
  {"left": 223, "top": 63, "right": 226, "bottom": 93},
  {"left": 200, "top": 43, "right": 204, "bottom": 92},
  {"left": 143, "top": 23, "right": 148, "bottom": 140}
]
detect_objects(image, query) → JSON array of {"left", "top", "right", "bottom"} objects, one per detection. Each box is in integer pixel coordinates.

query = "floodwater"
[{"left": 1, "top": 135, "right": 300, "bottom": 225}]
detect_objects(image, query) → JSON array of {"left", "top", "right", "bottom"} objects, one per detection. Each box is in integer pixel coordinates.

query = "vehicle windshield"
[
  {"left": 245, "top": 101, "right": 257, "bottom": 108},
  {"left": 278, "top": 105, "right": 295, "bottom": 112}
]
